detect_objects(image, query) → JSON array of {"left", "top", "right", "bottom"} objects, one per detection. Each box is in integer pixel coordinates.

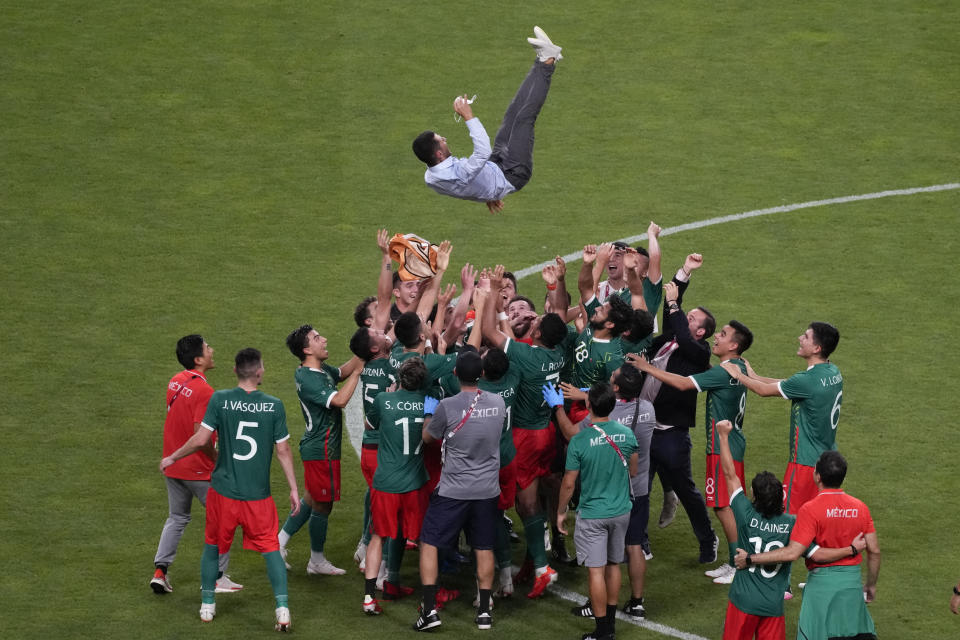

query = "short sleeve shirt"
[
  {"left": 690, "top": 359, "right": 748, "bottom": 459},
  {"left": 163, "top": 369, "right": 216, "bottom": 480},
  {"left": 503, "top": 338, "right": 566, "bottom": 430},
  {"left": 778, "top": 363, "right": 843, "bottom": 466},
  {"left": 607, "top": 398, "right": 656, "bottom": 497},
  {"left": 565, "top": 420, "right": 637, "bottom": 519},
  {"left": 359, "top": 357, "right": 396, "bottom": 446},
  {"left": 563, "top": 311, "right": 625, "bottom": 389},
  {"left": 478, "top": 369, "right": 522, "bottom": 466},
  {"left": 368, "top": 389, "right": 428, "bottom": 494},
  {"left": 427, "top": 390, "right": 503, "bottom": 500},
  {"left": 295, "top": 364, "right": 343, "bottom": 461},
  {"left": 201, "top": 387, "right": 289, "bottom": 501},
  {"left": 728, "top": 488, "right": 795, "bottom": 617},
  {"left": 791, "top": 490, "right": 875, "bottom": 571},
  {"left": 389, "top": 350, "right": 457, "bottom": 398}
]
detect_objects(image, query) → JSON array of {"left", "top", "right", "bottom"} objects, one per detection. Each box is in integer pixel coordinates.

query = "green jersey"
[
  {"left": 389, "top": 350, "right": 457, "bottom": 398},
  {"left": 367, "top": 389, "right": 428, "bottom": 493},
  {"left": 359, "top": 356, "right": 396, "bottom": 446},
  {"left": 437, "top": 370, "right": 521, "bottom": 467},
  {"left": 503, "top": 337, "right": 567, "bottom": 430},
  {"left": 616, "top": 276, "right": 663, "bottom": 332},
  {"left": 779, "top": 362, "right": 843, "bottom": 466},
  {"left": 728, "top": 489, "right": 795, "bottom": 617},
  {"left": 201, "top": 387, "right": 289, "bottom": 501},
  {"left": 690, "top": 359, "right": 748, "bottom": 459},
  {"left": 295, "top": 364, "right": 343, "bottom": 461},
  {"left": 565, "top": 420, "right": 637, "bottom": 519},
  {"left": 562, "top": 322, "right": 625, "bottom": 389}
]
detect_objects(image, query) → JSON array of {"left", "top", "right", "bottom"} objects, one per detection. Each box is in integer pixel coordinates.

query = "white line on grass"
[{"left": 344, "top": 181, "right": 958, "bottom": 639}]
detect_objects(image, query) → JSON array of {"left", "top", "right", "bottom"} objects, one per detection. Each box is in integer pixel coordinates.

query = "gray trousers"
[
  {"left": 490, "top": 60, "right": 555, "bottom": 191},
  {"left": 154, "top": 476, "right": 229, "bottom": 572}
]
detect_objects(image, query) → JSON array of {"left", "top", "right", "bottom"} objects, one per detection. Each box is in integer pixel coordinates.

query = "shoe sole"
[
  {"left": 363, "top": 608, "right": 382, "bottom": 616},
  {"left": 477, "top": 621, "right": 492, "bottom": 630},
  {"left": 276, "top": 623, "right": 290, "bottom": 632},
  {"left": 414, "top": 620, "right": 441, "bottom": 631},
  {"left": 150, "top": 581, "right": 172, "bottom": 594},
  {"left": 214, "top": 586, "right": 243, "bottom": 593}
]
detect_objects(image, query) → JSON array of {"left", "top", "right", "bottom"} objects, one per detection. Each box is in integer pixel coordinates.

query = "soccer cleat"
[
  {"left": 280, "top": 546, "right": 291, "bottom": 570},
  {"left": 495, "top": 567, "right": 514, "bottom": 598},
  {"left": 713, "top": 570, "right": 735, "bottom": 585},
  {"left": 413, "top": 607, "right": 441, "bottom": 632},
  {"left": 275, "top": 606, "right": 291, "bottom": 632},
  {"left": 475, "top": 610, "right": 493, "bottom": 630},
  {"left": 362, "top": 595, "right": 383, "bottom": 615},
  {"left": 150, "top": 568, "right": 172, "bottom": 594},
  {"left": 406, "top": 539, "right": 418, "bottom": 551},
  {"left": 623, "top": 598, "right": 646, "bottom": 618},
  {"left": 571, "top": 600, "right": 593, "bottom": 617},
  {"left": 435, "top": 586, "right": 460, "bottom": 610},
  {"left": 658, "top": 491, "right": 679, "bottom": 528},
  {"left": 581, "top": 632, "right": 615, "bottom": 640},
  {"left": 527, "top": 26, "right": 563, "bottom": 62},
  {"left": 307, "top": 557, "right": 347, "bottom": 576},
  {"left": 552, "top": 534, "right": 574, "bottom": 564},
  {"left": 641, "top": 541, "right": 654, "bottom": 561},
  {"left": 504, "top": 513, "right": 520, "bottom": 543},
  {"left": 705, "top": 563, "right": 735, "bottom": 578},
  {"left": 784, "top": 587, "right": 794, "bottom": 600},
  {"left": 526, "top": 565, "right": 558, "bottom": 599},
  {"left": 383, "top": 580, "right": 415, "bottom": 601},
  {"left": 215, "top": 574, "right": 244, "bottom": 593},
  {"left": 354, "top": 540, "right": 367, "bottom": 565},
  {"left": 199, "top": 602, "right": 216, "bottom": 623},
  {"left": 699, "top": 534, "right": 719, "bottom": 564}
]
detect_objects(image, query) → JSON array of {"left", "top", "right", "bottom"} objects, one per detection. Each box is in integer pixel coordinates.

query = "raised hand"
[
  {"left": 436, "top": 240, "right": 452, "bottom": 272},
  {"left": 555, "top": 255, "right": 566, "bottom": 279},
  {"left": 377, "top": 228, "right": 390, "bottom": 255},
  {"left": 582, "top": 244, "right": 598, "bottom": 265},
  {"left": 647, "top": 221, "right": 662, "bottom": 238},
  {"left": 684, "top": 253, "right": 704, "bottom": 272},
  {"left": 486, "top": 199, "right": 504, "bottom": 214}
]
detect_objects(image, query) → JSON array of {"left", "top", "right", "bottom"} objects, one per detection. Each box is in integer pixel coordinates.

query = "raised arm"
[
  {"left": 329, "top": 367, "right": 362, "bottom": 408},
  {"left": 578, "top": 245, "right": 598, "bottom": 302},
  {"left": 542, "top": 262, "right": 568, "bottom": 315},
  {"left": 415, "top": 240, "right": 452, "bottom": 322},
  {"left": 275, "top": 439, "right": 301, "bottom": 516},
  {"left": 480, "top": 271, "right": 508, "bottom": 351},
  {"left": 374, "top": 229, "right": 394, "bottom": 330},
  {"left": 715, "top": 420, "right": 742, "bottom": 495},
  {"left": 591, "top": 242, "right": 615, "bottom": 297},
  {"left": 467, "top": 286, "right": 490, "bottom": 350},
  {"left": 646, "top": 221, "right": 662, "bottom": 284}
]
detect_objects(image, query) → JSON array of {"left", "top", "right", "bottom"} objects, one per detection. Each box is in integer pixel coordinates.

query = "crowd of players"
[{"left": 151, "top": 225, "right": 882, "bottom": 640}]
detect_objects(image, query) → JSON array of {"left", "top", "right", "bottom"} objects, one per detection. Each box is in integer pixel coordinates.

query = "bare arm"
[
  {"left": 556, "top": 469, "right": 578, "bottom": 535},
  {"left": 275, "top": 439, "right": 301, "bottom": 516},
  {"left": 646, "top": 221, "right": 662, "bottom": 284},
  {"left": 480, "top": 271, "right": 508, "bottom": 350},
  {"left": 338, "top": 355, "right": 365, "bottom": 378},
  {"left": 625, "top": 352, "right": 698, "bottom": 391},
  {"left": 591, "top": 243, "right": 614, "bottom": 298},
  {"left": 715, "top": 420, "right": 742, "bottom": 496},
  {"left": 578, "top": 245, "right": 598, "bottom": 303},
  {"left": 721, "top": 362, "right": 783, "bottom": 397},
  {"left": 735, "top": 540, "right": 806, "bottom": 567},
  {"left": 542, "top": 264, "right": 568, "bottom": 315},
  {"left": 415, "top": 240, "right": 452, "bottom": 322},
  {"left": 863, "top": 531, "right": 881, "bottom": 602},
  {"left": 330, "top": 368, "right": 361, "bottom": 408},
  {"left": 629, "top": 451, "right": 639, "bottom": 477},
  {"left": 809, "top": 533, "right": 867, "bottom": 564},
  {"left": 160, "top": 427, "right": 214, "bottom": 471},
  {"left": 194, "top": 421, "right": 218, "bottom": 461},
  {"left": 374, "top": 228, "right": 394, "bottom": 330}
]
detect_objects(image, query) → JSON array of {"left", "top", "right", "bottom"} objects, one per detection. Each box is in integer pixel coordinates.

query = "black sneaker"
[
  {"left": 413, "top": 608, "right": 441, "bottom": 632},
  {"left": 581, "top": 632, "right": 614, "bottom": 640},
  {"left": 570, "top": 601, "right": 593, "bottom": 617},
  {"left": 699, "top": 534, "right": 719, "bottom": 564},
  {"left": 552, "top": 534, "right": 574, "bottom": 565},
  {"left": 475, "top": 611, "right": 492, "bottom": 630},
  {"left": 622, "top": 598, "right": 645, "bottom": 618}
]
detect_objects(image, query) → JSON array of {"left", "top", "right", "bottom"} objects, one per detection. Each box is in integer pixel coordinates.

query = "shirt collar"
[{"left": 427, "top": 157, "right": 455, "bottom": 173}]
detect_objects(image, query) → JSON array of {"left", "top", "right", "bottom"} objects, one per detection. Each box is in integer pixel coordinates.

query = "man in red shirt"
[
  {"left": 735, "top": 451, "right": 880, "bottom": 640},
  {"left": 150, "top": 335, "right": 241, "bottom": 595}
]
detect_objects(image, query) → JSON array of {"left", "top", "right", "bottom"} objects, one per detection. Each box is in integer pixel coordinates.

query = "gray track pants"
[{"left": 154, "top": 477, "right": 229, "bottom": 572}]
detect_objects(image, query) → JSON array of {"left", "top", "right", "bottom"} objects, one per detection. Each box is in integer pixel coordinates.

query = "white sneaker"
[
  {"left": 354, "top": 540, "right": 367, "bottom": 565},
  {"left": 527, "top": 25, "right": 563, "bottom": 62},
  {"left": 658, "top": 491, "right": 679, "bottom": 528},
  {"left": 306, "top": 556, "right": 346, "bottom": 576},
  {"left": 199, "top": 602, "right": 216, "bottom": 623},
  {"left": 376, "top": 559, "right": 388, "bottom": 590},
  {"left": 280, "top": 546, "right": 291, "bottom": 570},
  {"left": 712, "top": 568, "right": 735, "bottom": 585},
  {"left": 705, "top": 563, "right": 734, "bottom": 579},
  {"left": 215, "top": 574, "right": 244, "bottom": 593},
  {"left": 275, "top": 606, "right": 291, "bottom": 632},
  {"left": 496, "top": 567, "right": 514, "bottom": 598}
]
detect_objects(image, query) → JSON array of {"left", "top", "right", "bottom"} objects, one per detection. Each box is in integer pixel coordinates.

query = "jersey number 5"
[{"left": 234, "top": 421, "right": 259, "bottom": 461}]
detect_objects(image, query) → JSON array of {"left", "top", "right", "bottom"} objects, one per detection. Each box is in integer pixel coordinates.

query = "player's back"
[
  {"left": 504, "top": 338, "right": 566, "bottom": 430},
  {"left": 783, "top": 362, "right": 843, "bottom": 465}
]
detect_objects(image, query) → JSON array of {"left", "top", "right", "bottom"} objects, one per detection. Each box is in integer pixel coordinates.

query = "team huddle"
[{"left": 150, "top": 25, "right": 880, "bottom": 640}]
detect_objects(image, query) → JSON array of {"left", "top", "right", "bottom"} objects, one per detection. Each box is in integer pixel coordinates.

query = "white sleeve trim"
[
  {"left": 504, "top": 337, "right": 513, "bottom": 353},
  {"left": 325, "top": 391, "right": 338, "bottom": 409},
  {"left": 275, "top": 434, "right": 291, "bottom": 444},
  {"left": 806, "top": 544, "right": 820, "bottom": 559},
  {"left": 200, "top": 421, "right": 216, "bottom": 432},
  {"left": 689, "top": 376, "right": 703, "bottom": 393},
  {"left": 673, "top": 269, "right": 689, "bottom": 283},
  {"left": 584, "top": 295, "right": 597, "bottom": 307},
  {"left": 730, "top": 486, "right": 744, "bottom": 501},
  {"left": 777, "top": 380, "right": 789, "bottom": 399}
]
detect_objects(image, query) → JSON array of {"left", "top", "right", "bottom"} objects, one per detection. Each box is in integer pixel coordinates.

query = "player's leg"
[
  {"left": 305, "top": 460, "right": 345, "bottom": 575},
  {"left": 238, "top": 496, "right": 290, "bottom": 631},
  {"left": 705, "top": 454, "right": 739, "bottom": 583},
  {"left": 199, "top": 489, "right": 231, "bottom": 622},
  {"left": 278, "top": 461, "right": 315, "bottom": 559},
  {"left": 192, "top": 480, "right": 241, "bottom": 592}
]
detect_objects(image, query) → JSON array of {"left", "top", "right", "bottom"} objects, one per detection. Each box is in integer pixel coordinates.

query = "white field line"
[{"left": 343, "top": 181, "right": 958, "bottom": 639}]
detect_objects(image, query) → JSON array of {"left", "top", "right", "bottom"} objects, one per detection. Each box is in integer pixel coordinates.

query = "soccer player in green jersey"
[
  {"left": 721, "top": 322, "right": 842, "bottom": 515},
  {"left": 278, "top": 325, "right": 362, "bottom": 575},
  {"left": 628, "top": 320, "right": 754, "bottom": 584},
  {"left": 159, "top": 348, "right": 300, "bottom": 631}
]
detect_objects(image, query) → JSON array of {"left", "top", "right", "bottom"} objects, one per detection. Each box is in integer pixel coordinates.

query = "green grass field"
[{"left": 3, "top": 2, "right": 959, "bottom": 638}]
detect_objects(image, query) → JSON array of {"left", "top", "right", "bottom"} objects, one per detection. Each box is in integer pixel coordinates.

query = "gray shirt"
[
  {"left": 428, "top": 389, "right": 504, "bottom": 500},
  {"left": 579, "top": 397, "right": 656, "bottom": 497}
]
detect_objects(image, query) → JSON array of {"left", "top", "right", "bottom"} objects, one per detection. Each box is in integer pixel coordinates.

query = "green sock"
[
  {"left": 309, "top": 511, "right": 329, "bottom": 553},
  {"left": 200, "top": 544, "right": 218, "bottom": 604},
  {"left": 386, "top": 536, "right": 406, "bottom": 584},
  {"left": 361, "top": 489, "right": 373, "bottom": 546},
  {"left": 522, "top": 514, "right": 548, "bottom": 569},
  {"left": 728, "top": 542, "right": 738, "bottom": 566},
  {"left": 264, "top": 550, "right": 289, "bottom": 607},
  {"left": 282, "top": 500, "right": 312, "bottom": 536},
  {"left": 494, "top": 513, "right": 512, "bottom": 569}
]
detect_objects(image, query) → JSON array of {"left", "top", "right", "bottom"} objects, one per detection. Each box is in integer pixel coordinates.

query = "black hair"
[
  {"left": 508, "top": 295, "right": 536, "bottom": 312},
  {"left": 815, "top": 450, "right": 847, "bottom": 488},
  {"left": 412, "top": 131, "right": 440, "bottom": 166},
  {"left": 392, "top": 271, "right": 403, "bottom": 290},
  {"left": 393, "top": 312, "right": 423, "bottom": 349},
  {"left": 810, "top": 321, "right": 840, "bottom": 359},
  {"left": 482, "top": 347, "right": 509, "bottom": 382},
  {"left": 751, "top": 471, "right": 784, "bottom": 519},
  {"left": 235, "top": 348, "right": 262, "bottom": 380},
  {"left": 502, "top": 272, "right": 518, "bottom": 293},
  {"left": 587, "top": 382, "right": 617, "bottom": 418},
  {"left": 606, "top": 295, "right": 633, "bottom": 337},
  {"left": 538, "top": 312, "right": 567, "bottom": 349},
  {"left": 349, "top": 327, "right": 374, "bottom": 362},
  {"left": 398, "top": 357, "right": 427, "bottom": 391},
  {"left": 613, "top": 363, "right": 644, "bottom": 400},
  {"left": 728, "top": 319, "right": 754, "bottom": 355},
  {"left": 354, "top": 296, "right": 376, "bottom": 328},
  {"left": 695, "top": 306, "right": 717, "bottom": 339},
  {"left": 625, "top": 309, "right": 654, "bottom": 343},
  {"left": 633, "top": 246, "right": 649, "bottom": 258},
  {"left": 176, "top": 334, "right": 205, "bottom": 370},
  {"left": 286, "top": 324, "right": 313, "bottom": 362}
]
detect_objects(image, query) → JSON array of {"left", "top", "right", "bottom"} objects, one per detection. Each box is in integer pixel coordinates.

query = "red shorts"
[
  {"left": 512, "top": 427, "right": 557, "bottom": 490},
  {"left": 705, "top": 455, "right": 745, "bottom": 508},
  {"left": 567, "top": 401, "right": 590, "bottom": 426},
  {"left": 204, "top": 488, "right": 279, "bottom": 554},
  {"left": 498, "top": 459, "right": 518, "bottom": 511},
  {"left": 723, "top": 600, "right": 785, "bottom": 640},
  {"left": 423, "top": 441, "right": 442, "bottom": 494},
  {"left": 303, "top": 459, "right": 341, "bottom": 503},
  {"left": 783, "top": 462, "right": 817, "bottom": 514},
  {"left": 361, "top": 444, "right": 378, "bottom": 488},
  {"left": 371, "top": 487, "right": 428, "bottom": 540}
]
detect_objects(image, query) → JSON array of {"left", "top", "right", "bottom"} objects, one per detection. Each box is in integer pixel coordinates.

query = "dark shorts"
[
  {"left": 624, "top": 493, "right": 650, "bottom": 546},
  {"left": 420, "top": 492, "right": 499, "bottom": 550}
]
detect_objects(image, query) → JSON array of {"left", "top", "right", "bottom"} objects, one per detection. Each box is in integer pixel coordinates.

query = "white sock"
[
  {"left": 310, "top": 550, "right": 327, "bottom": 564},
  {"left": 278, "top": 531, "right": 291, "bottom": 548}
]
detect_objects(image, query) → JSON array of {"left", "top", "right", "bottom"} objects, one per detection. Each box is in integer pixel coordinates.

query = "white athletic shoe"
[
  {"left": 280, "top": 546, "right": 291, "bottom": 570},
  {"left": 215, "top": 574, "right": 244, "bottom": 593},
  {"left": 712, "top": 567, "right": 735, "bottom": 585},
  {"left": 705, "top": 563, "right": 735, "bottom": 579},
  {"left": 306, "top": 556, "right": 346, "bottom": 576},
  {"left": 354, "top": 540, "right": 367, "bottom": 565},
  {"left": 376, "top": 559, "right": 388, "bottom": 591},
  {"left": 495, "top": 567, "right": 514, "bottom": 598},
  {"left": 527, "top": 25, "right": 563, "bottom": 62},
  {"left": 199, "top": 602, "right": 216, "bottom": 623},
  {"left": 275, "top": 606, "right": 291, "bottom": 632}
]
